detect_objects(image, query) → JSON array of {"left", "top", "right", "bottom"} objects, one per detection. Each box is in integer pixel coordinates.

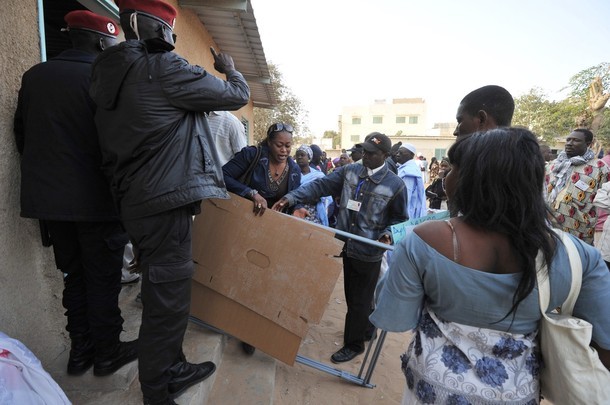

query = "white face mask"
[{"left": 129, "top": 12, "right": 140, "bottom": 40}]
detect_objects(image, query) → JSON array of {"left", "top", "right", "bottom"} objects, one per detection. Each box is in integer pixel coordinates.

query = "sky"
[{"left": 251, "top": 0, "right": 610, "bottom": 136}]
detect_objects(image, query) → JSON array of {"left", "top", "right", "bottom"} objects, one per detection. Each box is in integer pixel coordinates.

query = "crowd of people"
[
  {"left": 11, "top": 1, "right": 610, "bottom": 403},
  {"left": 227, "top": 84, "right": 610, "bottom": 404}
]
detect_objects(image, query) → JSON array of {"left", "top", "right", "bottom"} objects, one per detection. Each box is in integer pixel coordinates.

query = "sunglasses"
[{"left": 267, "top": 123, "right": 294, "bottom": 136}]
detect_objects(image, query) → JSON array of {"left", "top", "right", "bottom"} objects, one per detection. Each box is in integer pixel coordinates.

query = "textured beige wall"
[
  {"left": 170, "top": 0, "right": 254, "bottom": 133},
  {"left": 0, "top": 0, "right": 68, "bottom": 365}
]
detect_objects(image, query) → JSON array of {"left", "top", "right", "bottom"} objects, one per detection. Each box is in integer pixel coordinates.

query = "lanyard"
[{"left": 354, "top": 179, "right": 365, "bottom": 200}]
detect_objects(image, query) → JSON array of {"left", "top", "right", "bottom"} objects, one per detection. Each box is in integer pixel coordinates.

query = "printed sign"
[{"left": 391, "top": 210, "right": 450, "bottom": 244}]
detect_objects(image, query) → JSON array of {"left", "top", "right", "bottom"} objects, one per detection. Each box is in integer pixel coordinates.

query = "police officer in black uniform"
[{"left": 14, "top": 10, "right": 137, "bottom": 377}]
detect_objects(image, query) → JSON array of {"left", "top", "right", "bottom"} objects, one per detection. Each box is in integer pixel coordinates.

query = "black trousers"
[
  {"left": 342, "top": 255, "right": 381, "bottom": 352},
  {"left": 123, "top": 204, "right": 197, "bottom": 401},
  {"left": 46, "top": 220, "right": 126, "bottom": 344}
]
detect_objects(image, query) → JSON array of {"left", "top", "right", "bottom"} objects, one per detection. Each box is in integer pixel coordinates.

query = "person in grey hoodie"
[{"left": 89, "top": 1, "right": 250, "bottom": 403}]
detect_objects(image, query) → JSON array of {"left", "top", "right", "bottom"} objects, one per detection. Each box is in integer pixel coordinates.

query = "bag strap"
[
  {"left": 536, "top": 230, "right": 582, "bottom": 316},
  {"left": 238, "top": 146, "right": 262, "bottom": 187}
]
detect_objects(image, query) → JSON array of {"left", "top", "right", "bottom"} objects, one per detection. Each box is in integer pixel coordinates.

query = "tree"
[
  {"left": 323, "top": 130, "right": 341, "bottom": 149},
  {"left": 565, "top": 62, "right": 610, "bottom": 145},
  {"left": 252, "top": 63, "right": 309, "bottom": 144},
  {"left": 512, "top": 88, "right": 581, "bottom": 143},
  {"left": 513, "top": 63, "right": 610, "bottom": 146}
]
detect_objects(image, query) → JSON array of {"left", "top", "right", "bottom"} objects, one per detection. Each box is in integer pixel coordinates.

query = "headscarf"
[
  {"left": 549, "top": 149, "right": 596, "bottom": 201},
  {"left": 297, "top": 144, "right": 313, "bottom": 161},
  {"left": 310, "top": 144, "right": 322, "bottom": 165}
]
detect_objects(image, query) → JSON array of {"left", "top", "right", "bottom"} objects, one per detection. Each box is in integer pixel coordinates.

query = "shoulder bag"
[
  {"left": 536, "top": 230, "right": 610, "bottom": 404},
  {"left": 237, "top": 145, "right": 262, "bottom": 187}
]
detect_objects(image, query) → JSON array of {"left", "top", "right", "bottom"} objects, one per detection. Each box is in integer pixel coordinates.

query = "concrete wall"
[{"left": 0, "top": 0, "right": 68, "bottom": 365}]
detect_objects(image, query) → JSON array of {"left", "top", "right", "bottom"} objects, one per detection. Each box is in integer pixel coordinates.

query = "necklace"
[
  {"left": 267, "top": 162, "right": 289, "bottom": 192},
  {"left": 269, "top": 161, "right": 286, "bottom": 177}
]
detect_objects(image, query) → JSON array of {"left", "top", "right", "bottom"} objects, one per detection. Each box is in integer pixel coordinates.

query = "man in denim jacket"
[{"left": 273, "top": 133, "right": 407, "bottom": 363}]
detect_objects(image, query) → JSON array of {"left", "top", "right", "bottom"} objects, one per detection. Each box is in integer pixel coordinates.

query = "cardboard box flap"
[{"left": 192, "top": 195, "right": 343, "bottom": 338}]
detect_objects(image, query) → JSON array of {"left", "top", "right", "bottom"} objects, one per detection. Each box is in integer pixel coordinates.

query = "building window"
[
  {"left": 409, "top": 116, "right": 418, "bottom": 124},
  {"left": 434, "top": 148, "right": 446, "bottom": 160},
  {"left": 350, "top": 135, "right": 360, "bottom": 143},
  {"left": 396, "top": 116, "right": 406, "bottom": 124},
  {"left": 373, "top": 116, "right": 383, "bottom": 124},
  {"left": 352, "top": 117, "right": 361, "bottom": 125}
]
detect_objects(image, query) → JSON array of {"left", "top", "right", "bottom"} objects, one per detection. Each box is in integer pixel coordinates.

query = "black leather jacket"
[{"left": 90, "top": 40, "right": 250, "bottom": 219}]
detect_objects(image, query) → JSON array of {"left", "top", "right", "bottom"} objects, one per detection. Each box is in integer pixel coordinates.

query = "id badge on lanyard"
[{"left": 347, "top": 179, "right": 365, "bottom": 212}]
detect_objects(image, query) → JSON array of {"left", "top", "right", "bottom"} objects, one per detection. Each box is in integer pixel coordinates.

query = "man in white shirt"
[{"left": 208, "top": 110, "right": 247, "bottom": 166}]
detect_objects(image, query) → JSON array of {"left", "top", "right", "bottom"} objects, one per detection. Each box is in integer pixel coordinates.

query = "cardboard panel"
[
  {"left": 190, "top": 282, "right": 302, "bottom": 365},
  {"left": 191, "top": 194, "right": 344, "bottom": 364}
]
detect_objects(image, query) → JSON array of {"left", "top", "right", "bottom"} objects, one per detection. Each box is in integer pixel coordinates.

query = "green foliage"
[
  {"left": 323, "top": 130, "right": 341, "bottom": 148},
  {"left": 514, "top": 63, "right": 610, "bottom": 145},
  {"left": 513, "top": 88, "right": 580, "bottom": 142},
  {"left": 252, "top": 63, "right": 309, "bottom": 144},
  {"left": 565, "top": 62, "right": 610, "bottom": 99}
]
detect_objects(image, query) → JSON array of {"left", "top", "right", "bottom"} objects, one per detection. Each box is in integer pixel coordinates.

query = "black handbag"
[{"left": 237, "top": 146, "right": 262, "bottom": 186}]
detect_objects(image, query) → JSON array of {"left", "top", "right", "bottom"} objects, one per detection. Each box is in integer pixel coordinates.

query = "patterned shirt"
[{"left": 546, "top": 157, "right": 610, "bottom": 244}]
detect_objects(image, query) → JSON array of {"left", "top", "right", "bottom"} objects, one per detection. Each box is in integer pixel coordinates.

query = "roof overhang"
[{"left": 180, "top": 0, "right": 276, "bottom": 108}]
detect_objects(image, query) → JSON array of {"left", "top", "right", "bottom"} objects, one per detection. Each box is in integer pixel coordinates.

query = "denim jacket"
[
  {"left": 285, "top": 163, "right": 408, "bottom": 262},
  {"left": 222, "top": 145, "right": 301, "bottom": 202}
]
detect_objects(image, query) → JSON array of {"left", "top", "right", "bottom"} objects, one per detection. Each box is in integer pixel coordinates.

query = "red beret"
[
  {"left": 64, "top": 10, "right": 119, "bottom": 37},
  {"left": 115, "top": 0, "right": 177, "bottom": 29}
]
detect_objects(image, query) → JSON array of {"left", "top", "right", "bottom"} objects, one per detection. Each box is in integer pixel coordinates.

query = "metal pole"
[{"left": 289, "top": 215, "right": 396, "bottom": 252}]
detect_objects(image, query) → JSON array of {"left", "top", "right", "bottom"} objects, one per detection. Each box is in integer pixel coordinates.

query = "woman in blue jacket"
[{"left": 223, "top": 122, "right": 301, "bottom": 216}]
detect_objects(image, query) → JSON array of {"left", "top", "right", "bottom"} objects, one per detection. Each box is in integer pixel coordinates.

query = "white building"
[
  {"left": 335, "top": 98, "right": 457, "bottom": 161},
  {"left": 339, "top": 98, "right": 428, "bottom": 149}
]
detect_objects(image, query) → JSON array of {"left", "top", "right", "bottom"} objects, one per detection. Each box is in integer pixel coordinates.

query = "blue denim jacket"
[
  {"left": 222, "top": 145, "right": 301, "bottom": 203},
  {"left": 286, "top": 163, "right": 408, "bottom": 262}
]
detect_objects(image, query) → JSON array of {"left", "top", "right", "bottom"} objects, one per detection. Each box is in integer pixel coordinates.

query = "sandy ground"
[{"left": 273, "top": 272, "right": 412, "bottom": 405}]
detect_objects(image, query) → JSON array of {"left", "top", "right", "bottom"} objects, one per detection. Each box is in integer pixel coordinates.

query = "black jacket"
[
  {"left": 14, "top": 49, "right": 119, "bottom": 221},
  {"left": 90, "top": 40, "right": 250, "bottom": 219}
]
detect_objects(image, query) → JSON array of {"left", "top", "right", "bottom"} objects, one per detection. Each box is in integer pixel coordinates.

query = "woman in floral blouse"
[{"left": 371, "top": 128, "right": 610, "bottom": 404}]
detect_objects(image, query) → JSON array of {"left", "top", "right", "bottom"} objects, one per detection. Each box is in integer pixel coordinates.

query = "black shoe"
[
  {"left": 168, "top": 361, "right": 216, "bottom": 399},
  {"left": 93, "top": 340, "right": 138, "bottom": 377},
  {"left": 331, "top": 346, "right": 364, "bottom": 364},
  {"left": 144, "top": 399, "right": 177, "bottom": 405},
  {"left": 67, "top": 338, "right": 95, "bottom": 375},
  {"left": 241, "top": 342, "right": 256, "bottom": 355}
]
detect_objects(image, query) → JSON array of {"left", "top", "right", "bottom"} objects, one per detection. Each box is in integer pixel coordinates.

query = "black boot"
[
  {"left": 93, "top": 339, "right": 138, "bottom": 377},
  {"left": 167, "top": 361, "right": 216, "bottom": 399},
  {"left": 67, "top": 335, "right": 95, "bottom": 376}
]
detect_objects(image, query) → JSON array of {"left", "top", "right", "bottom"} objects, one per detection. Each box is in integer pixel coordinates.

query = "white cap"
[{"left": 403, "top": 143, "right": 416, "bottom": 154}]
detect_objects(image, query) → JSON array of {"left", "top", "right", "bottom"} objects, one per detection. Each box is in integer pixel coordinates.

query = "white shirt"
[{"left": 208, "top": 111, "right": 247, "bottom": 166}]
